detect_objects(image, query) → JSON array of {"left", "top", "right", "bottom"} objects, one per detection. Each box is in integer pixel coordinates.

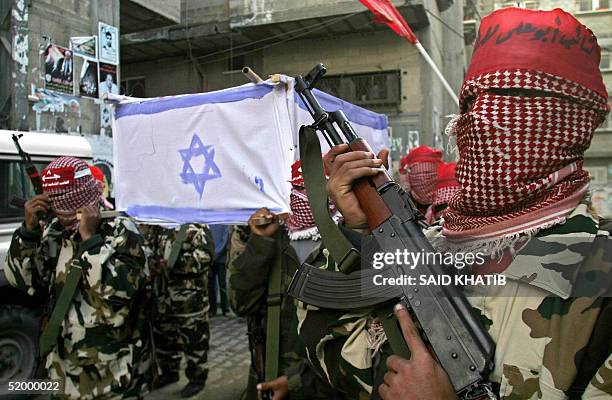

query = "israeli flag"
[
  {"left": 112, "top": 77, "right": 389, "bottom": 225},
  {"left": 113, "top": 83, "right": 294, "bottom": 224},
  {"left": 285, "top": 76, "right": 390, "bottom": 159}
]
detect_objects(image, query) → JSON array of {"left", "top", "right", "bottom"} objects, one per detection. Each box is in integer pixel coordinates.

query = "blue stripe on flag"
[
  {"left": 295, "top": 89, "right": 388, "bottom": 130},
  {"left": 126, "top": 205, "right": 283, "bottom": 224},
  {"left": 115, "top": 84, "right": 274, "bottom": 120}
]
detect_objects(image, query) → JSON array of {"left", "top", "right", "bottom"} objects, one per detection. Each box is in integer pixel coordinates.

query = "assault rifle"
[
  {"left": 11, "top": 133, "right": 44, "bottom": 209},
  {"left": 251, "top": 312, "right": 272, "bottom": 400},
  {"left": 287, "top": 64, "right": 496, "bottom": 399}
]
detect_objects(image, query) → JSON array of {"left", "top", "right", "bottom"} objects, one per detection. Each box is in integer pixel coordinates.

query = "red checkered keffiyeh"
[
  {"left": 426, "top": 162, "right": 460, "bottom": 224},
  {"left": 440, "top": 7, "right": 610, "bottom": 251},
  {"left": 400, "top": 146, "right": 443, "bottom": 205},
  {"left": 42, "top": 157, "right": 100, "bottom": 229},
  {"left": 286, "top": 160, "right": 339, "bottom": 240}
]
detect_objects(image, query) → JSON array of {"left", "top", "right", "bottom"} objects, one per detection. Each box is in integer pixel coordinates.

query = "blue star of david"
[{"left": 179, "top": 134, "right": 222, "bottom": 198}]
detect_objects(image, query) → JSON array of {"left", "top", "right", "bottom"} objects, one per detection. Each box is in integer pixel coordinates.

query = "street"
[{"left": 146, "top": 315, "right": 250, "bottom": 400}]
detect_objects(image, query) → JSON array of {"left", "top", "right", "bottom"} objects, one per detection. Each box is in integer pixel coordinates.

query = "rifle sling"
[
  {"left": 298, "top": 126, "right": 360, "bottom": 273},
  {"left": 296, "top": 124, "right": 410, "bottom": 370},
  {"left": 39, "top": 262, "right": 82, "bottom": 357},
  {"left": 265, "top": 233, "right": 283, "bottom": 381}
]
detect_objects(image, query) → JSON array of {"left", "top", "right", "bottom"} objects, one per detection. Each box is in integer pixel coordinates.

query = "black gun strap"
[
  {"left": 298, "top": 125, "right": 360, "bottom": 273},
  {"left": 265, "top": 233, "right": 283, "bottom": 382},
  {"left": 297, "top": 125, "right": 411, "bottom": 369}
]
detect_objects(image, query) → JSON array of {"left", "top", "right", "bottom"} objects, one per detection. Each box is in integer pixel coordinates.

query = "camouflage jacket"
[
  {"left": 146, "top": 224, "right": 214, "bottom": 316},
  {"left": 297, "top": 203, "right": 612, "bottom": 399},
  {"left": 5, "top": 216, "right": 149, "bottom": 399},
  {"left": 228, "top": 226, "right": 348, "bottom": 400}
]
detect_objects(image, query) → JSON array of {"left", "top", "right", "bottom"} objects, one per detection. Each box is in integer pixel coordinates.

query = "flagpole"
[{"left": 415, "top": 42, "right": 459, "bottom": 107}]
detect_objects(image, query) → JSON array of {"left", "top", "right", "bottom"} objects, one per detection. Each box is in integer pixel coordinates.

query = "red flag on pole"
[
  {"left": 358, "top": 0, "right": 419, "bottom": 44},
  {"left": 358, "top": 0, "right": 459, "bottom": 106}
]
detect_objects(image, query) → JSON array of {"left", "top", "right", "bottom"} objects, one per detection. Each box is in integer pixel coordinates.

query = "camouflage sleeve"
[
  {"left": 582, "top": 352, "right": 612, "bottom": 399},
  {"left": 4, "top": 223, "right": 49, "bottom": 296},
  {"left": 228, "top": 232, "right": 276, "bottom": 317},
  {"left": 174, "top": 224, "right": 214, "bottom": 275},
  {"left": 77, "top": 217, "right": 147, "bottom": 302},
  {"left": 286, "top": 358, "right": 348, "bottom": 400}
]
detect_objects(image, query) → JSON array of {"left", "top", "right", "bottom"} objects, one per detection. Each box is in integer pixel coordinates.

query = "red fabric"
[
  {"left": 467, "top": 7, "right": 606, "bottom": 98},
  {"left": 433, "top": 162, "right": 459, "bottom": 207},
  {"left": 41, "top": 167, "right": 75, "bottom": 191},
  {"left": 435, "top": 162, "right": 459, "bottom": 191},
  {"left": 403, "top": 145, "right": 443, "bottom": 165},
  {"left": 89, "top": 165, "right": 105, "bottom": 183},
  {"left": 443, "top": 70, "right": 606, "bottom": 236},
  {"left": 400, "top": 146, "right": 443, "bottom": 204},
  {"left": 42, "top": 157, "right": 99, "bottom": 214},
  {"left": 286, "top": 189, "right": 316, "bottom": 233},
  {"left": 358, "top": 0, "right": 418, "bottom": 44},
  {"left": 408, "top": 161, "right": 439, "bottom": 205},
  {"left": 290, "top": 160, "right": 305, "bottom": 186}
]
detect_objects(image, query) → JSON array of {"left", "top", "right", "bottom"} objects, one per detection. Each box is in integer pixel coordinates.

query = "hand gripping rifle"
[{"left": 287, "top": 64, "right": 496, "bottom": 399}]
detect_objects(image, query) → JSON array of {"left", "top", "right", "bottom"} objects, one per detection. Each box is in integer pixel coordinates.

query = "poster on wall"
[
  {"left": 100, "top": 103, "right": 113, "bottom": 136},
  {"left": 79, "top": 59, "right": 99, "bottom": 98},
  {"left": 70, "top": 36, "right": 97, "bottom": 60},
  {"left": 43, "top": 44, "right": 74, "bottom": 94},
  {"left": 98, "top": 22, "right": 119, "bottom": 65},
  {"left": 98, "top": 62, "right": 119, "bottom": 97}
]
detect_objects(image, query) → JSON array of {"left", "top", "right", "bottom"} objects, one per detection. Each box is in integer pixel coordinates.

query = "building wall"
[{"left": 24, "top": 0, "right": 120, "bottom": 135}]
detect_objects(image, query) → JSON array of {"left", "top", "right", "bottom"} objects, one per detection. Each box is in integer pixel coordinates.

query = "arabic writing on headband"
[{"left": 474, "top": 17, "right": 597, "bottom": 55}]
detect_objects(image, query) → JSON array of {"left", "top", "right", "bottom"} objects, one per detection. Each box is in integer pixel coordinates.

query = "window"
[
  {"left": 498, "top": 1, "right": 539, "bottom": 8},
  {"left": 0, "top": 160, "right": 49, "bottom": 220},
  {"left": 120, "top": 77, "right": 146, "bottom": 97},
  {"left": 228, "top": 55, "right": 245, "bottom": 72},
  {"left": 600, "top": 51, "right": 611, "bottom": 70},
  {"left": 576, "top": 0, "right": 609, "bottom": 11},
  {"left": 318, "top": 71, "right": 401, "bottom": 108}
]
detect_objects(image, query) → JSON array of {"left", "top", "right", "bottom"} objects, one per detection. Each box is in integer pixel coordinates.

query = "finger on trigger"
[{"left": 394, "top": 303, "right": 428, "bottom": 357}]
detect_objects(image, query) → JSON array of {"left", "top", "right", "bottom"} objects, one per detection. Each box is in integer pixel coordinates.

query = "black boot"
[
  {"left": 152, "top": 373, "right": 179, "bottom": 390},
  {"left": 180, "top": 381, "right": 205, "bottom": 398}
]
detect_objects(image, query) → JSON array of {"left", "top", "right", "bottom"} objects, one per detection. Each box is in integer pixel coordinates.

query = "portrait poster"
[
  {"left": 43, "top": 44, "right": 74, "bottom": 95},
  {"left": 98, "top": 22, "right": 119, "bottom": 65},
  {"left": 98, "top": 62, "right": 119, "bottom": 97}
]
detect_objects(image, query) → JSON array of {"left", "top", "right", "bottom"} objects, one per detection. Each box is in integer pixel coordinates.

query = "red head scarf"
[
  {"left": 442, "top": 7, "right": 610, "bottom": 247},
  {"left": 401, "top": 146, "right": 443, "bottom": 205},
  {"left": 42, "top": 157, "right": 100, "bottom": 229}
]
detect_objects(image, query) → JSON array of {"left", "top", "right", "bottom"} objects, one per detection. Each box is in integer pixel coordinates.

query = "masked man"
[
  {"left": 228, "top": 161, "right": 348, "bottom": 400},
  {"left": 5, "top": 157, "right": 150, "bottom": 399},
  {"left": 398, "top": 145, "right": 443, "bottom": 214},
  {"left": 298, "top": 8, "right": 611, "bottom": 400},
  {"left": 424, "top": 162, "right": 459, "bottom": 225}
]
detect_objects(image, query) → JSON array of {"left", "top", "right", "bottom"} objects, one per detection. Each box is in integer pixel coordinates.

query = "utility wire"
[{"left": 424, "top": 9, "right": 464, "bottom": 39}]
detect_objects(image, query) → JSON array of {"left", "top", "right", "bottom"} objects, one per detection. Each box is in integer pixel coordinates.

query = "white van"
[{"left": 0, "top": 130, "right": 93, "bottom": 386}]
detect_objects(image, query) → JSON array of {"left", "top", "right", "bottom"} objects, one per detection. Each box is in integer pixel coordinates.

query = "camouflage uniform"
[
  {"left": 297, "top": 202, "right": 612, "bottom": 399},
  {"left": 151, "top": 224, "right": 213, "bottom": 384},
  {"left": 5, "top": 216, "right": 151, "bottom": 399},
  {"left": 228, "top": 225, "right": 349, "bottom": 400}
]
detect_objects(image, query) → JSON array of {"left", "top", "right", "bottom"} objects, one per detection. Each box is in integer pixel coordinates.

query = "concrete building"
[
  {"left": 0, "top": 0, "right": 179, "bottom": 135},
  {"left": 120, "top": 0, "right": 466, "bottom": 168},
  {"left": 463, "top": 0, "right": 612, "bottom": 214}
]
